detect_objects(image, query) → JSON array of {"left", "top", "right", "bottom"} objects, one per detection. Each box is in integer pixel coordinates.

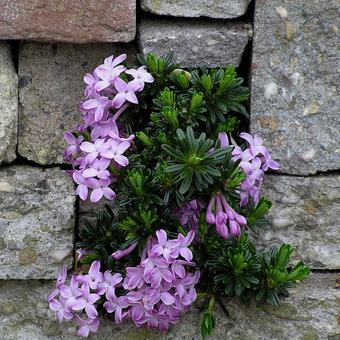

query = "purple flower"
[
  {"left": 94, "top": 54, "right": 126, "bottom": 91},
  {"left": 64, "top": 132, "right": 84, "bottom": 161},
  {"left": 149, "top": 230, "right": 172, "bottom": 261},
  {"left": 78, "top": 284, "right": 101, "bottom": 319},
  {"left": 206, "top": 194, "right": 247, "bottom": 238},
  {"left": 83, "top": 73, "right": 99, "bottom": 98},
  {"left": 48, "top": 263, "right": 67, "bottom": 302},
  {"left": 75, "top": 315, "right": 100, "bottom": 338},
  {"left": 82, "top": 95, "right": 110, "bottom": 122},
  {"left": 80, "top": 139, "right": 109, "bottom": 164},
  {"left": 112, "top": 241, "right": 138, "bottom": 260},
  {"left": 97, "top": 271, "right": 123, "bottom": 299},
  {"left": 261, "top": 149, "right": 280, "bottom": 171},
  {"left": 88, "top": 178, "right": 115, "bottom": 203},
  {"left": 73, "top": 171, "right": 92, "bottom": 201},
  {"left": 142, "top": 257, "right": 173, "bottom": 288},
  {"left": 49, "top": 229, "right": 200, "bottom": 336},
  {"left": 82, "top": 158, "right": 110, "bottom": 180},
  {"left": 77, "top": 261, "right": 103, "bottom": 290},
  {"left": 90, "top": 118, "right": 135, "bottom": 142},
  {"left": 218, "top": 132, "right": 229, "bottom": 148},
  {"left": 239, "top": 133, "right": 268, "bottom": 158},
  {"left": 104, "top": 295, "right": 130, "bottom": 323},
  {"left": 76, "top": 248, "right": 87, "bottom": 261},
  {"left": 125, "top": 66, "right": 154, "bottom": 90},
  {"left": 168, "top": 231, "right": 195, "bottom": 262},
  {"left": 124, "top": 265, "right": 145, "bottom": 290},
  {"left": 112, "top": 78, "right": 142, "bottom": 108},
  {"left": 177, "top": 199, "right": 204, "bottom": 233},
  {"left": 100, "top": 139, "right": 131, "bottom": 167},
  {"left": 49, "top": 296, "right": 74, "bottom": 322},
  {"left": 230, "top": 132, "right": 280, "bottom": 206}
]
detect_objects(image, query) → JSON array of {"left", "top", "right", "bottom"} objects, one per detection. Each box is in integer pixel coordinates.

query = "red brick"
[{"left": 0, "top": 0, "right": 136, "bottom": 43}]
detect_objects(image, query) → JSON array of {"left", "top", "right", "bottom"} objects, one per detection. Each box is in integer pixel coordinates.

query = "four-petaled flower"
[{"left": 112, "top": 78, "right": 142, "bottom": 108}]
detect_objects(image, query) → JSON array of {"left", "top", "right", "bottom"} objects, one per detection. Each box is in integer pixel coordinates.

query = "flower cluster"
[
  {"left": 64, "top": 55, "right": 154, "bottom": 202},
  {"left": 206, "top": 194, "right": 247, "bottom": 239},
  {"left": 176, "top": 199, "right": 204, "bottom": 233},
  {"left": 219, "top": 132, "right": 279, "bottom": 206},
  {"left": 122, "top": 229, "right": 199, "bottom": 329},
  {"left": 48, "top": 230, "right": 199, "bottom": 337}
]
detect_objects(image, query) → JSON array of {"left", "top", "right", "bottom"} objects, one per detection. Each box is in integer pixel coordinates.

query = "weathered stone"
[
  {"left": 0, "top": 43, "right": 18, "bottom": 164},
  {"left": 250, "top": 0, "right": 340, "bottom": 174},
  {"left": 141, "top": 0, "right": 251, "bottom": 19},
  {"left": 0, "top": 0, "right": 136, "bottom": 43},
  {"left": 18, "top": 42, "right": 137, "bottom": 165},
  {"left": 138, "top": 19, "right": 251, "bottom": 68},
  {"left": 262, "top": 174, "right": 340, "bottom": 269},
  {"left": 0, "top": 273, "right": 339, "bottom": 339},
  {"left": 0, "top": 165, "right": 75, "bottom": 279}
]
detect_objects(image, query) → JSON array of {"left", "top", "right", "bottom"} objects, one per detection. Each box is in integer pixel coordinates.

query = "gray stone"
[
  {"left": 0, "top": 165, "right": 75, "bottom": 279},
  {"left": 250, "top": 0, "right": 340, "bottom": 175},
  {"left": 262, "top": 174, "right": 340, "bottom": 269},
  {"left": 138, "top": 19, "right": 251, "bottom": 68},
  {"left": 0, "top": 43, "right": 18, "bottom": 164},
  {"left": 0, "top": 273, "right": 339, "bottom": 339},
  {"left": 141, "top": 0, "right": 251, "bottom": 19},
  {"left": 18, "top": 42, "right": 137, "bottom": 165},
  {"left": 0, "top": 0, "right": 136, "bottom": 43}
]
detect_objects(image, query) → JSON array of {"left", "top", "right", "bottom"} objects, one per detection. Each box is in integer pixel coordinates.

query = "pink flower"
[
  {"left": 78, "top": 284, "right": 101, "bottom": 319},
  {"left": 83, "top": 73, "right": 99, "bottom": 98},
  {"left": 104, "top": 295, "right": 130, "bottom": 323},
  {"left": 230, "top": 132, "right": 280, "bottom": 206},
  {"left": 218, "top": 132, "right": 229, "bottom": 148},
  {"left": 82, "top": 158, "right": 110, "bottom": 180},
  {"left": 94, "top": 54, "right": 126, "bottom": 91},
  {"left": 100, "top": 139, "right": 131, "bottom": 167},
  {"left": 112, "top": 78, "right": 142, "bottom": 108},
  {"left": 97, "top": 271, "right": 123, "bottom": 299},
  {"left": 206, "top": 194, "right": 247, "bottom": 239},
  {"left": 64, "top": 132, "right": 84, "bottom": 161},
  {"left": 112, "top": 241, "right": 138, "bottom": 260},
  {"left": 80, "top": 139, "right": 109, "bottom": 164},
  {"left": 90, "top": 118, "right": 135, "bottom": 142},
  {"left": 73, "top": 171, "right": 92, "bottom": 201},
  {"left": 75, "top": 315, "right": 100, "bottom": 338},
  {"left": 48, "top": 263, "right": 67, "bottom": 302},
  {"left": 77, "top": 261, "right": 103, "bottom": 290},
  {"left": 125, "top": 66, "right": 154, "bottom": 90},
  {"left": 168, "top": 230, "right": 195, "bottom": 262},
  {"left": 49, "top": 296, "right": 74, "bottom": 322},
  {"left": 82, "top": 95, "right": 110, "bottom": 122}
]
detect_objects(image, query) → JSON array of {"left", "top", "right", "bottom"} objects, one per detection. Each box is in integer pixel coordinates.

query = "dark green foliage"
[{"left": 163, "top": 127, "right": 229, "bottom": 194}]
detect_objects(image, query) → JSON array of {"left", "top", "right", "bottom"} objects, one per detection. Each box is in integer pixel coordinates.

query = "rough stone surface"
[
  {"left": 250, "top": 0, "right": 340, "bottom": 175},
  {"left": 0, "top": 273, "right": 339, "bottom": 339},
  {"left": 0, "top": 43, "right": 18, "bottom": 164},
  {"left": 0, "top": 0, "right": 136, "bottom": 43},
  {"left": 0, "top": 165, "right": 75, "bottom": 279},
  {"left": 262, "top": 174, "right": 340, "bottom": 269},
  {"left": 141, "top": 0, "right": 251, "bottom": 19},
  {"left": 139, "top": 19, "right": 251, "bottom": 68},
  {"left": 18, "top": 42, "right": 137, "bottom": 165}
]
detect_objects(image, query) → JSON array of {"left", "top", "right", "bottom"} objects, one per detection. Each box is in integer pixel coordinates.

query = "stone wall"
[{"left": 0, "top": 0, "right": 339, "bottom": 339}]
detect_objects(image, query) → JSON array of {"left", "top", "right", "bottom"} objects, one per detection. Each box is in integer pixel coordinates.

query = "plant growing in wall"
[{"left": 49, "top": 52, "right": 310, "bottom": 338}]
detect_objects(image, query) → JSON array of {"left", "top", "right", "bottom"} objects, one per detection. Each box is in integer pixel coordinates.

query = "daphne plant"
[{"left": 50, "top": 52, "right": 310, "bottom": 338}]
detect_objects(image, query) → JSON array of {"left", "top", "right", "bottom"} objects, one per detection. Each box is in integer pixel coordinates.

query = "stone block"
[{"left": 0, "top": 165, "right": 75, "bottom": 279}]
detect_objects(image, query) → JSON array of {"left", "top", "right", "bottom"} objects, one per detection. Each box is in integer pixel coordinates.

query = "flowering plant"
[{"left": 50, "top": 52, "right": 310, "bottom": 337}]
